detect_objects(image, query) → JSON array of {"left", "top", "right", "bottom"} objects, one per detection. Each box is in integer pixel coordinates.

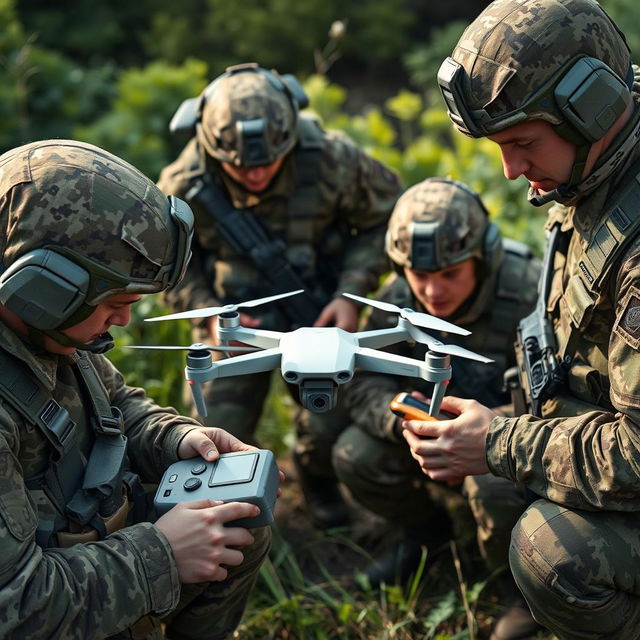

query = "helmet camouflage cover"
[
  {"left": 197, "top": 64, "right": 298, "bottom": 167},
  {"left": 0, "top": 139, "right": 193, "bottom": 308},
  {"left": 385, "top": 178, "right": 490, "bottom": 271},
  {"left": 438, "top": 0, "right": 631, "bottom": 138}
]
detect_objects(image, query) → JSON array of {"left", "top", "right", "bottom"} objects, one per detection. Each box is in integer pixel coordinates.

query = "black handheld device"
[{"left": 154, "top": 449, "right": 279, "bottom": 527}]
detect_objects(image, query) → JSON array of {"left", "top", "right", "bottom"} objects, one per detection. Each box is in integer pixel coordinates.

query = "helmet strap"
[{"left": 27, "top": 326, "right": 115, "bottom": 354}]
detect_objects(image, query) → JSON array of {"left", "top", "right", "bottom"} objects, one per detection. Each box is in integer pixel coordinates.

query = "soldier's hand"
[
  {"left": 155, "top": 499, "right": 258, "bottom": 583},
  {"left": 402, "top": 396, "right": 495, "bottom": 483},
  {"left": 177, "top": 427, "right": 286, "bottom": 493},
  {"left": 178, "top": 426, "right": 256, "bottom": 462},
  {"left": 314, "top": 297, "right": 359, "bottom": 331}
]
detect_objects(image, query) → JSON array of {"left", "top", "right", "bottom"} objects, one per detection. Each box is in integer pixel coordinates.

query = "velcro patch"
[{"left": 617, "top": 292, "right": 640, "bottom": 343}]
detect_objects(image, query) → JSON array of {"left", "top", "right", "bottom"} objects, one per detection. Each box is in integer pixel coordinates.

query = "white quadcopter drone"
[{"left": 135, "top": 290, "right": 492, "bottom": 416}]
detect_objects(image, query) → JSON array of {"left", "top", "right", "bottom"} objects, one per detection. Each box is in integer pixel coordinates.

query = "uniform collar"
[{"left": 0, "top": 319, "right": 73, "bottom": 391}]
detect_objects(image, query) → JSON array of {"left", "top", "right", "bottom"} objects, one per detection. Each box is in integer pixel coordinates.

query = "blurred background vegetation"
[{"left": 4, "top": 1, "right": 638, "bottom": 636}]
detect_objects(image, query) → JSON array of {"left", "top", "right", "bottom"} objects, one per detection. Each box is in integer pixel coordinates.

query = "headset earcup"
[
  {"left": 0, "top": 249, "right": 90, "bottom": 330},
  {"left": 555, "top": 57, "right": 630, "bottom": 143}
]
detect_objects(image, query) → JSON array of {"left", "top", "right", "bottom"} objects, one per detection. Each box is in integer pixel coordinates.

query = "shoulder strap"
[
  {"left": 287, "top": 116, "right": 326, "bottom": 246},
  {"left": 0, "top": 349, "right": 84, "bottom": 511},
  {"left": 0, "top": 349, "right": 128, "bottom": 545},
  {"left": 489, "top": 240, "right": 536, "bottom": 350}
]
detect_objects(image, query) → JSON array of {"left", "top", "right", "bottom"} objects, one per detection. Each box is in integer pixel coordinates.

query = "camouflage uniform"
[
  {"left": 157, "top": 67, "right": 402, "bottom": 441},
  {"left": 0, "top": 141, "right": 270, "bottom": 640},
  {"left": 440, "top": 1, "right": 640, "bottom": 637},
  {"left": 331, "top": 178, "right": 540, "bottom": 568}
]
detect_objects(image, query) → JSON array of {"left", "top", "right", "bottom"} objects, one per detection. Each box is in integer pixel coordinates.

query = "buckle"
[
  {"left": 94, "top": 406, "right": 124, "bottom": 436},
  {"left": 40, "top": 400, "right": 76, "bottom": 447}
]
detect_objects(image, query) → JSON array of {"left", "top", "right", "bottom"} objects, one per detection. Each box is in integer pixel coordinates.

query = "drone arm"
[
  {"left": 354, "top": 347, "right": 429, "bottom": 378},
  {"left": 186, "top": 348, "right": 282, "bottom": 417},
  {"left": 353, "top": 323, "right": 411, "bottom": 350},
  {"left": 212, "top": 348, "right": 282, "bottom": 380},
  {"left": 217, "top": 325, "right": 282, "bottom": 349}
]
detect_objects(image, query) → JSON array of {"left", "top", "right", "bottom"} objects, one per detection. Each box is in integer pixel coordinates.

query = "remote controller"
[{"left": 154, "top": 449, "right": 279, "bottom": 527}]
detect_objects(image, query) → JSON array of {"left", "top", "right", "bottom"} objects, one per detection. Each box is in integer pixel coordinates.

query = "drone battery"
[
  {"left": 154, "top": 449, "right": 279, "bottom": 528},
  {"left": 390, "top": 392, "right": 456, "bottom": 421}
]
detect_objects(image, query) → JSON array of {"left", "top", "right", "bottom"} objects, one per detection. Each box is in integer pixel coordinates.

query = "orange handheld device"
[{"left": 390, "top": 392, "right": 439, "bottom": 421}]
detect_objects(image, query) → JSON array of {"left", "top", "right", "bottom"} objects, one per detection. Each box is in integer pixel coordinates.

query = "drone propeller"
[
  {"left": 343, "top": 293, "right": 470, "bottom": 336},
  {"left": 123, "top": 343, "right": 261, "bottom": 353},
  {"left": 405, "top": 323, "right": 493, "bottom": 363},
  {"left": 145, "top": 290, "right": 304, "bottom": 322}
]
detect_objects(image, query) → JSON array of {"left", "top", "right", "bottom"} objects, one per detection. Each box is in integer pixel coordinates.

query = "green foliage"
[
  {"left": 75, "top": 58, "right": 208, "bottom": 179},
  {"left": 108, "top": 295, "right": 192, "bottom": 413}
]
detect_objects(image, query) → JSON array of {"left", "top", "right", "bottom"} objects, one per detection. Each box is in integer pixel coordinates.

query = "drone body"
[{"left": 139, "top": 290, "right": 493, "bottom": 417}]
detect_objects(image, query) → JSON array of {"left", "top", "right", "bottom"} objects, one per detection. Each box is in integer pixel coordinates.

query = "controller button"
[
  {"left": 184, "top": 477, "right": 202, "bottom": 491},
  {"left": 191, "top": 463, "right": 207, "bottom": 475},
  {"left": 168, "top": 474, "right": 178, "bottom": 483}
]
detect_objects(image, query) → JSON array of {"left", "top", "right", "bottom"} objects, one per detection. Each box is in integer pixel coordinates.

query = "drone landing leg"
[{"left": 424, "top": 351, "right": 451, "bottom": 417}]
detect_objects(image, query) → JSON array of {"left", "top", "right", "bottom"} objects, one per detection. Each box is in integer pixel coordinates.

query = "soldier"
[
  {"left": 0, "top": 139, "right": 274, "bottom": 640},
  {"left": 157, "top": 62, "right": 402, "bottom": 528},
  {"left": 331, "top": 177, "right": 541, "bottom": 637},
  {"left": 403, "top": 1, "right": 640, "bottom": 639}
]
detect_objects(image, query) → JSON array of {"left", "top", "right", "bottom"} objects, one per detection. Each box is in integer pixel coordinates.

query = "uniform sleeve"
[
  {"left": 325, "top": 132, "right": 403, "bottom": 298},
  {"left": 485, "top": 244, "right": 640, "bottom": 511},
  {"left": 0, "top": 405, "right": 180, "bottom": 639},
  {"left": 94, "top": 355, "right": 201, "bottom": 482}
]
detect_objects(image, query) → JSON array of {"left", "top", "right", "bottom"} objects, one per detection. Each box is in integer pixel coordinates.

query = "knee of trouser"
[
  {"left": 510, "top": 500, "right": 612, "bottom": 610},
  {"left": 332, "top": 426, "right": 372, "bottom": 484}
]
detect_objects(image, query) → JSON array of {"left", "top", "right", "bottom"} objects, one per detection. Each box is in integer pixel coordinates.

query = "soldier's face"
[
  {"left": 404, "top": 258, "right": 477, "bottom": 319},
  {"left": 46, "top": 293, "right": 143, "bottom": 355},
  {"left": 488, "top": 120, "right": 577, "bottom": 194},
  {"left": 221, "top": 157, "right": 284, "bottom": 193}
]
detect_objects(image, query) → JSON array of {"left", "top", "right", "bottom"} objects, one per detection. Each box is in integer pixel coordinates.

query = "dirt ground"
[{"left": 272, "top": 453, "right": 485, "bottom": 593}]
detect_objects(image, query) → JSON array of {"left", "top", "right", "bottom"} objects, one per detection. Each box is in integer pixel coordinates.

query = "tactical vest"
[
  {"left": 452, "top": 239, "right": 538, "bottom": 406},
  {"left": 544, "top": 160, "right": 640, "bottom": 415},
  {"left": 0, "top": 349, "right": 142, "bottom": 548},
  {"left": 188, "top": 115, "right": 345, "bottom": 325}
]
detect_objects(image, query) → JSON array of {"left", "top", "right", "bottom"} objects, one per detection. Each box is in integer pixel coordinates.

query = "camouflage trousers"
[
  {"left": 333, "top": 426, "right": 526, "bottom": 561},
  {"left": 510, "top": 499, "right": 640, "bottom": 640},
  {"left": 108, "top": 524, "right": 271, "bottom": 640}
]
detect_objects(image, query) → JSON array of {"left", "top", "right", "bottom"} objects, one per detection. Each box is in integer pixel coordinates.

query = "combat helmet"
[
  {"left": 194, "top": 62, "right": 308, "bottom": 167},
  {"left": 0, "top": 139, "right": 194, "bottom": 353},
  {"left": 385, "top": 177, "right": 501, "bottom": 274},
  {"left": 438, "top": 0, "right": 634, "bottom": 204}
]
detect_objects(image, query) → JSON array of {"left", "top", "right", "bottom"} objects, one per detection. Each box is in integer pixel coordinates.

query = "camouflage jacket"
[
  {"left": 486, "top": 96, "right": 640, "bottom": 511},
  {"left": 157, "top": 116, "right": 402, "bottom": 327},
  {"left": 0, "top": 321, "right": 201, "bottom": 639},
  {"left": 342, "top": 240, "right": 540, "bottom": 442}
]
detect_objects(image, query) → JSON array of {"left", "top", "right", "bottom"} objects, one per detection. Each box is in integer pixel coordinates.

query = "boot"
[
  {"left": 364, "top": 532, "right": 426, "bottom": 587},
  {"left": 292, "top": 451, "right": 350, "bottom": 530},
  {"left": 490, "top": 578, "right": 544, "bottom": 640},
  {"left": 364, "top": 520, "right": 451, "bottom": 587}
]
